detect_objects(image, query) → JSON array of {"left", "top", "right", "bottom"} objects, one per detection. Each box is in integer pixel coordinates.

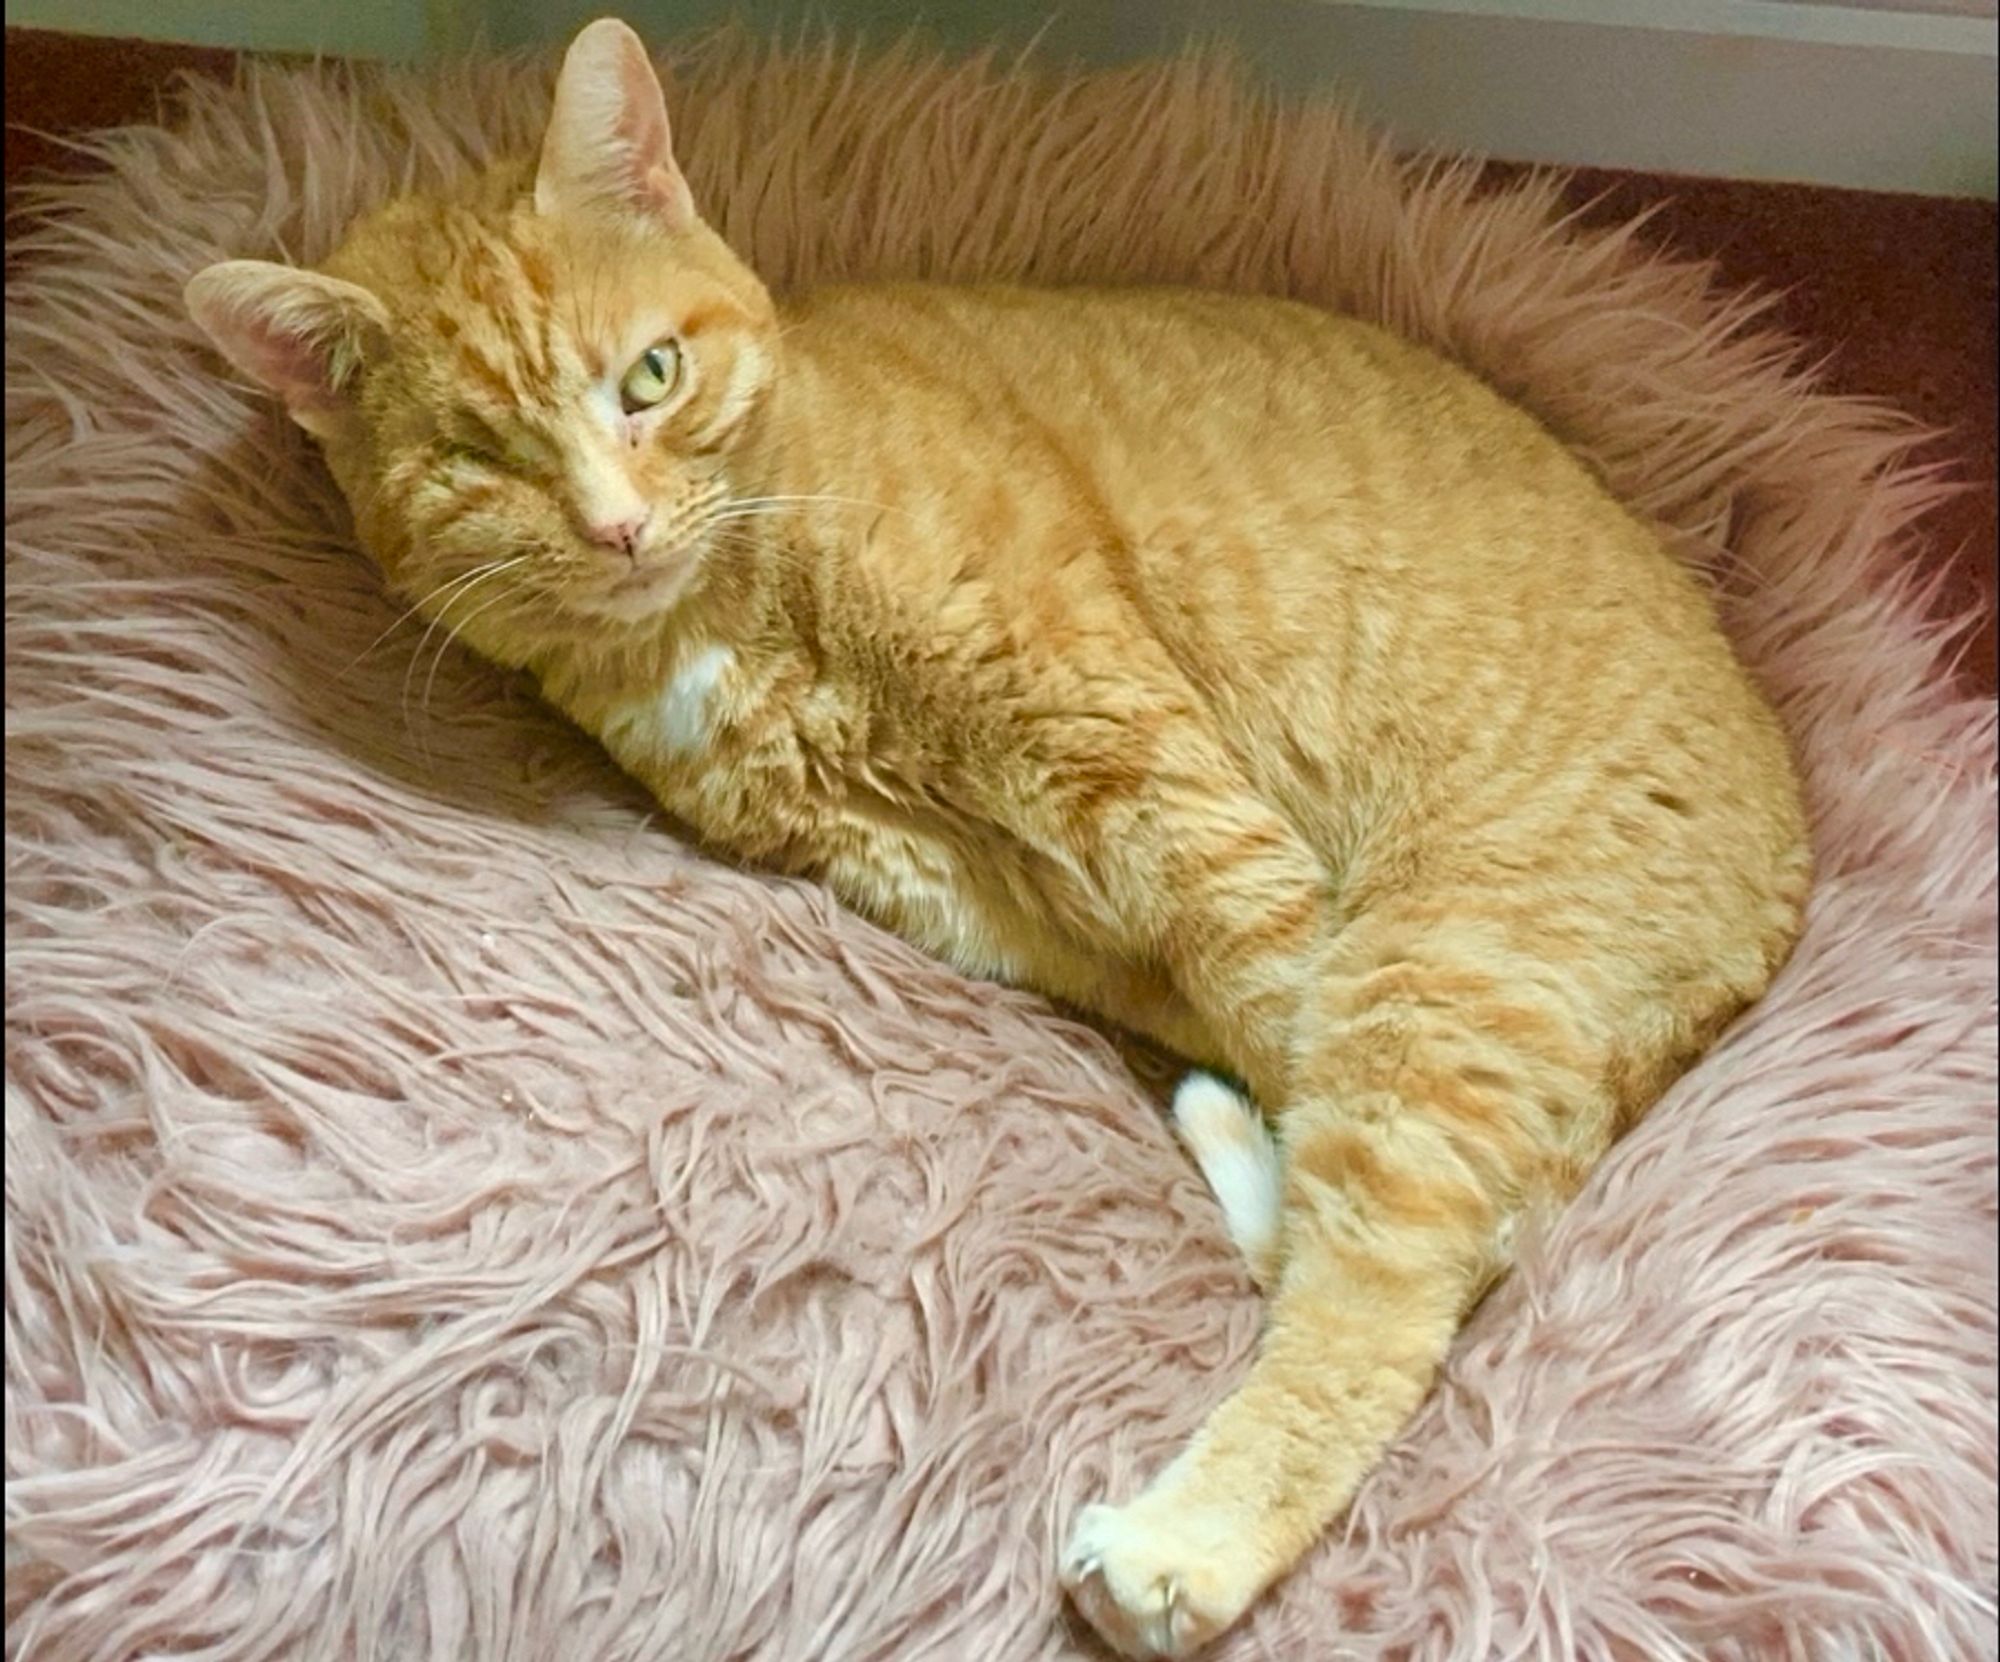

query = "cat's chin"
[{"left": 566, "top": 555, "right": 702, "bottom": 626}]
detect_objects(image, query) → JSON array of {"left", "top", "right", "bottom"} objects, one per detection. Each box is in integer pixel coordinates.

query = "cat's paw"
[{"left": 1059, "top": 1496, "right": 1258, "bottom": 1659}]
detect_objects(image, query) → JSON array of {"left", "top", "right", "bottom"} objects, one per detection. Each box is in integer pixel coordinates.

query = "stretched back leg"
[{"left": 1063, "top": 871, "right": 1779, "bottom": 1657}]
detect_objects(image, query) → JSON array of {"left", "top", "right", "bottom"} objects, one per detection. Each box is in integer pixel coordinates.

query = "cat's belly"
[
  {"left": 813, "top": 816, "right": 1231, "bottom": 1071},
  {"left": 585, "top": 672, "right": 1229, "bottom": 1069}
]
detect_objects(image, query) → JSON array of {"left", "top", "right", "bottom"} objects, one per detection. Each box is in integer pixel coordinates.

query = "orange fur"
[{"left": 184, "top": 19, "right": 1810, "bottom": 1657}]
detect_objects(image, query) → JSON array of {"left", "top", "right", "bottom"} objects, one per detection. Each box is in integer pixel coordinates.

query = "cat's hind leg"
[
  {"left": 1170, "top": 1073, "right": 1282, "bottom": 1290},
  {"left": 1062, "top": 1110, "right": 1509, "bottom": 1658},
  {"left": 1063, "top": 892, "right": 1624, "bottom": 1657}
]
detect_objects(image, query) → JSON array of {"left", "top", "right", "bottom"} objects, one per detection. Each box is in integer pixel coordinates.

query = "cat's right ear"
[
  {"left": 184, "top": 260, "right": 388, "bottom": 440},
  {"left": 535, "top": 17, "right": 696, "bottom": 230}
]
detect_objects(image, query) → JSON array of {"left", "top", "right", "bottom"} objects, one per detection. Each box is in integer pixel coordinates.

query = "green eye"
[{"left": 619, "top": 339, "right": 683, "bottom": 412}]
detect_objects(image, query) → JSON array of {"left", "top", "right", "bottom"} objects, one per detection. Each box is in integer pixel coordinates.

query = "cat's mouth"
[
  {"left": 573, "top": 540, "right": 705, "bottom": 623},
  {"left": 608, "top": 560, "right": 679, "bottom": 599}
]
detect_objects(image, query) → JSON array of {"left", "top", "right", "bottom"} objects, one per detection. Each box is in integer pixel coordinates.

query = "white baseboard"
[{"left": 1329, "top": 0, "right": 1995, "bottom": 56}]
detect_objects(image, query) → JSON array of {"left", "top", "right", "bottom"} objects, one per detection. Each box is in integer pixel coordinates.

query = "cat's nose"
[{"left": 583, "top": 509, "right": 652, "bottom": 557}]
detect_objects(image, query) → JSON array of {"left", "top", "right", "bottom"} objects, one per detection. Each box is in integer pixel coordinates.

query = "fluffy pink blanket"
[{"left": 6, "top": 32, "right": 1995, "bottom": 1662}]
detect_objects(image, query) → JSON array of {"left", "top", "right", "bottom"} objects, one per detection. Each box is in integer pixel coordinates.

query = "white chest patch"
[
  {"left": 611, "top": 643, "right": 734, "bottom": 762},
  {"left": 659, "top": 644, "right": 735, "bottom": 754}
]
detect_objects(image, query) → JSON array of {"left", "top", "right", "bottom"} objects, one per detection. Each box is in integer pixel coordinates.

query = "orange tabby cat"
[{"left": 185, "top": 19, "right": 1810, "bottom": 1656}]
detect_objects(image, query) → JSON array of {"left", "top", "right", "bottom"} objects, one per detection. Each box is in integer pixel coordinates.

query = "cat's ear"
[
  {"left": 185, "top": 260, "right": 388, "bottom": 440},
  {"left": 535, "top": 17, "right": 696, "bottom": 230}
]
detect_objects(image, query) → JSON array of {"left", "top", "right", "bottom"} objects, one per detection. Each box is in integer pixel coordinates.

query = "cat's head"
[{"left": 186, "top": 18, "right": 778, "bottom": 658}]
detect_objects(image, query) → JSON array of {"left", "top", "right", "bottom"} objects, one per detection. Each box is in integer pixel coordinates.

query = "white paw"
[
  {"left": 1059, "top": 1497, "right": 1256, "bottom": 1659},
  {"left": 1171, "top": 1074, "right": 1283, "bottom": 1285}
]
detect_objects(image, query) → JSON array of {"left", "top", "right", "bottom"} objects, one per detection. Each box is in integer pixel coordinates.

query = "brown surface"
[
  {"left": 4, "top": 29, "right": 239, "bottom": 197},
  {"left": 1524, "top": 164, "right": 1997, "bottom": 697},
  {"left": 6, "top": 25, "right": 1994, "bottom": 696}
]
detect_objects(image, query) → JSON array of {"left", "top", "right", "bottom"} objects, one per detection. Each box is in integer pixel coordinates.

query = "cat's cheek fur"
[{"left": 690, "top": 337, "right": 772, "bottom": 448}]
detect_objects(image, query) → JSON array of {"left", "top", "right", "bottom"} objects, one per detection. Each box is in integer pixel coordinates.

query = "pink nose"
[{"left": 583, "top": 510, "right": 651, "bottom": 556}]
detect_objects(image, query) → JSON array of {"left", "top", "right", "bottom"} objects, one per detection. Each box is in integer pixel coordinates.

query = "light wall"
[
  {"left": 6, "top": 0, "right": 1994, "bottom": 196},
  {"left": 480, "top": 0, "right": 1998, "bottom": 197}
]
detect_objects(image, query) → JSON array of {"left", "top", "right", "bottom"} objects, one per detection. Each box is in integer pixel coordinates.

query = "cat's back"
[
  {"left": 772, "top": 279, "right": 1806, "bottom": 959},
  {"left": 778, "top": 280, "right": 1486, "bottom": 475},
  {"left": 777, "top": 278, "right": 1660, "bottom": 605},
  {"left": 774, "top": 279, "right": 1748, "bottom": 730}
]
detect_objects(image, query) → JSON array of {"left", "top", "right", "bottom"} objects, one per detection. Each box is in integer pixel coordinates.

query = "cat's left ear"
[
  {"left": 535, "top": 18, "right": 696, "bottom": 230},
  {"left": 185, "top": 260, "right": 388, "bottom": 440}
]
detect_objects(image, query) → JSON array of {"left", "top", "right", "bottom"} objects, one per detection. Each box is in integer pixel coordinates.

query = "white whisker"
[
  {"left": 399, "top": 558, "right": 529, "bottom": 757},
  {"left": 416, "top": 581, "right": 526, "bottom": 770},
  {"left": 338, "top": 556, "right": 529, "bottom": 680}
]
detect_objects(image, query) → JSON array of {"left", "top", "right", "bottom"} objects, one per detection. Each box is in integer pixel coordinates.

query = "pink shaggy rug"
[{"left": 6, "top": 32, "right": 1996, "bottom": 1662}]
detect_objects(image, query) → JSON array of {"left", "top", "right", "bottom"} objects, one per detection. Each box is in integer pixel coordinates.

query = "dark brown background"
[{"left": 8, "top": 26, "right": 1993, "bottom": 696}]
